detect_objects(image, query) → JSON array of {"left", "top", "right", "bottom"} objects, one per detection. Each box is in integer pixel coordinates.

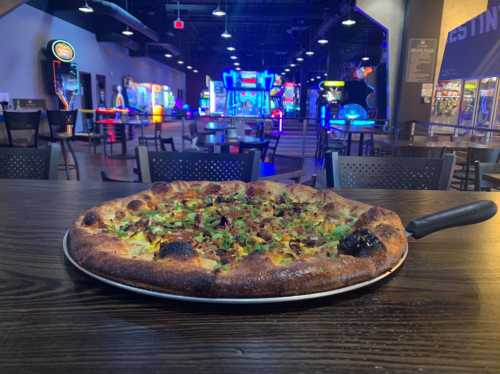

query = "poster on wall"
[{"left": 405, "top": 38, "right": 437, "bottom": 83}]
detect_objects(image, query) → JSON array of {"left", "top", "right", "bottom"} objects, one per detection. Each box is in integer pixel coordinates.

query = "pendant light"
[
  {"left": 212, "top": 1, "right": 226, "bottom": 17},
  {"left": 78, "top": 1, "right": 94, "bottom": 13},
  {"left": 121, "top": 0, "right": 134, "bottom": 36},
  {"left": 220, "top": 1, "right": 232, "bottom": 38}
]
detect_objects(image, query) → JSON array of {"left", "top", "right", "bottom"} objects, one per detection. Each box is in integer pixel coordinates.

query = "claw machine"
[
  {"left": 474, "top": 77, "right": 498, "bottom": 131},
  {"left": 458, "top": 80, "right": 479, "bottom": 129},
  {"left": 430, "top": 80, "right": 462, "bottom": 125}
]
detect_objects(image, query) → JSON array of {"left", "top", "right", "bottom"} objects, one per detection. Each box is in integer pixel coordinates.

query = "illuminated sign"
[
  {"left": 49, "top": 40, "right": 76, "bottom": 63},
  {"left": 173, "top": 19, "right": 185, "bottom": 29},
  {"left": 322, "top": 80, "right": 345, "bottom": 88}
]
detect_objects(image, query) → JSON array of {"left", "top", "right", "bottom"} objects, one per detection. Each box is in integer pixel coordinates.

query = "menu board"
[{"left": 406, "top": 38, "right": 437, "bottom": 83}]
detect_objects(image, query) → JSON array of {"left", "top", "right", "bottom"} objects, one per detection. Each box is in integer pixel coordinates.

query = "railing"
[{"left": 405, "top": 120, "right": 500, "bottom": 141}]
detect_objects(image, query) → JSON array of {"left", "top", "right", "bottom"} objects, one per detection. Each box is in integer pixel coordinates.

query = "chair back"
[
  {"left": 46, "top": 110, "right": 78, "bottom": 141},
  {"left": 474, "top": 161, "right": 500, "bottom": 191},
  {"left": 239, "top": 140, "right": 269, "bottom": 161},
  {"left": 4, "top": 111, "right": 41, "bottom": 147},
  {"left": 0, "top": 144, "right": 60, "bottom": 180},
  {"left": 265, "top": 132, "right": 281, "bottom": 162},
  {"left": 325, "top": 152, "right": 455, "bottom": 190},
  {"left": 136, "top": 146, "right": 260, "bottom": 183}
]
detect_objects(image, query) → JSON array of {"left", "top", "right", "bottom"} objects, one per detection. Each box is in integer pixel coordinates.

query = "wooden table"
[
  {"left": 330, "top": 125, "right": 378, "bottom": 156},
  {"left": 1, "top": 180, "right": 500, "bottom": 373}
]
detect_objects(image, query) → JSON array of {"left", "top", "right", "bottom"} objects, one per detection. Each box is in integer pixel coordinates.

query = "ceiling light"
[
  {"left": 164, "top": 53, "right": 173, "bottom": 58},
  {"left": 78, "top": 1, "right": 94, "bottom": 13},
  {"left": 342, "top": 18, "right": 356, "bottom": 26},
  {"left": 233, "top": 62, "right": 240, "bottom": 66},
  {"left": 212, "top": 3, "right": 226, "bottom": 17},
  {"left": 311, "top": 78, "right": 315, "bottom": 81},
  {"left": 227, "top": 46, "right": 236, "bottom": 51},
  {"left": 235, "top": 67, "right": 241, "bottom": 71},
  {"left": 122, "top": 27, "right": 134, "bottom": 36},
  {"left": 317, "top": 38, "right": 328, "bottom": 44},
  {"left": 193, "top": 69, "right": 199, "bottom": 73},
  {"left": 177, "top": 60, "right": 184, "bottom": 65},
  {"left": 324, "top": 73, "right": 328, "bottom": 77},
  {"left": 187, "top": 65, "right": 193, "bottom": 70},
  {"left": 296, "top": 57, "right": 304, "bottom": 62},
  {"left": 316, "top": 75, "right": 321, "bottom": 79},
  {"left": 230, "top": 55, "right": 238, "bottom": 60},
  {"left": 362, "top": 56, "right": 370, "bottom": 61},
  {"left": 290, "top": 63, "right": 296, "bottom": 67},
  {"left": 305, "top": 50, "right": 315, "bottom": 56},
  {"left": 284, "top": 68, "right": 290, "bottom": 72},
  {"left": 221, "top": 30, "right": 232, "bottom": 39}
]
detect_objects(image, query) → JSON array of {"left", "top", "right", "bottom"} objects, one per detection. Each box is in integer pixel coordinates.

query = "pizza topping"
[
  {"left": 338, "top": 229, "right": 383, "bottom": 257},
  {"left": 127, "top": 199, "right": 145, "bottom": 211},
  {"left": 83, "top": 211, "right": 102, "bottom": 227},
  {"left": 151, "top": 182, "right": 171, "bottom": 194},
  {"left": 158, "top": 241, "right": 195, "bottom": 259}
]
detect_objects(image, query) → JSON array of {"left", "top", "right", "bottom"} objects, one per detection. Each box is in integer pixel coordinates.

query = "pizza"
[{"left": 69, "top": 181, "right": 407, "bottom": 298}]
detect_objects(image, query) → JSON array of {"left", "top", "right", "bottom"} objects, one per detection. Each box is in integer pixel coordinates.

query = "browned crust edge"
[{"left": 68, "top": 181, "right": 407, "bottom": 298}]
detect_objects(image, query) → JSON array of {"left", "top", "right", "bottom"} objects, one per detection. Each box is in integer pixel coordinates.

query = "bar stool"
[{"left": 46, "top": 110, "right": 80, "bottom": 180}]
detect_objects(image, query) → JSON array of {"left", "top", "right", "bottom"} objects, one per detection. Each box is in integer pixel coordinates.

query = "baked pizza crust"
[{"left": 69, "top": 181, "right": 407, "bottom": 298}]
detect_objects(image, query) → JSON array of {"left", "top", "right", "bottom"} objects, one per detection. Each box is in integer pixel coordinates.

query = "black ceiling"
[{"left": 29, "top": 0, "right": 386, "bottom": 77}]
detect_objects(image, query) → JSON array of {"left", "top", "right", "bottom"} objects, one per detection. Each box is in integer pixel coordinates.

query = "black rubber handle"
[{"left": 406, "top": 200, "right": 497, "bottom": 239}]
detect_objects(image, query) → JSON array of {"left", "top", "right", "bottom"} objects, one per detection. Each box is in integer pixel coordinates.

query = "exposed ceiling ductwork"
[{"left": 85, "top": 0, "right": 159, "bottom": 42}]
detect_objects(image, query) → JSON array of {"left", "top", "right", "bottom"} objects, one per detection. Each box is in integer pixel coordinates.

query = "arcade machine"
[
  {"left": 198, "top": 90, "right": 210, "bottom": 116},
  {"left": 318, "top": 80, "right": 345, "bottom": 127},
  {"left": 209, "top": 81, "right": 226, "bottom": 116},
  {"left": 270, "top": 75, "right": 284, "bottom": 130},
  {"left": 458, "top": 80, "right": 479, "bottom": 128},
  {"left": 282, "top": 82, "right": 300, "bottom": 117},
  {"left": 223, "top": 70, "right": 274, "bottom": 117},
  {"left": 45, "top": 40, "right": 80, "bottom": 110},
  {"left": 475, "top": 77, "right": 498, "bottom": 130},
  {"left": 430, "top": 80, "right": 462, "bottom": 125}
]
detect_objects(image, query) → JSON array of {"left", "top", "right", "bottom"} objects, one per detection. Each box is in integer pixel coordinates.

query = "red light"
[{"left": 173, "top": 19, "right": 184, "bottom": 29}]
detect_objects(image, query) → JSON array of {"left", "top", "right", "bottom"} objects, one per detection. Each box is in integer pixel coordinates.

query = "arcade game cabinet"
[
  {"left": 318, "top": 80, "right": 345, "bottom": 127},
  {"left": 199, "top": 90, "right": 210, "bottom": 116},
  {"left": 209, "top": 81, "right": 226, "bottom": 115},
  {"left": 282, "top": 82, "right": 300, "bottom": 117},
  {"left": 223, "top": 70, "right": 274, "bottom": 117},
  {"left": 270, "top": 75, "right": 284, "bottom": 129},
  {"left": 44, "top": 40, "right": 79, "bottom": 110}
]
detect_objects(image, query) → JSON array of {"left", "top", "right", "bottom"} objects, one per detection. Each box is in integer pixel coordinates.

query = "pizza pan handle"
[{"left": 406, "top": 200, "right": 497, "bottom": 239}]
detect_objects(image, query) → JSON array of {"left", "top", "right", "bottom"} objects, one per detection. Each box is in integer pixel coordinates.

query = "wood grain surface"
[{"left": 1, "top": 180, "right": 500, "bottom": 373}]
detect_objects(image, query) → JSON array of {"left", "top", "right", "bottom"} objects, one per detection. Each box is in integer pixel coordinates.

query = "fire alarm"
[{"left": 173, "top": 19, "right": 184, "bottom": 29}]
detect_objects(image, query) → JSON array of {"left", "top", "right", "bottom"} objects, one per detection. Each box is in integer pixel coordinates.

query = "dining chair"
[
  {"left": 0, "top": 144, "right": 60, "bottom": 180},
  {"left": 239, "top": 140, "right": 269, "bottom": 162},
  {"left": 136, "top": 146, "right": 260, "bottom": 183},
  {"left": 455, "top": 148, "right": 500, "bottom": 191},
  {"left": 46, "top": 110, "right": 80, "bottom": 180},
  {"left": 264, "top": 132, "right": 281, "bottom": 163},
  {"left": 4, "top": 111, "right": 41, "bottom": 147},
  {"left": 325, "top": 152, "right": 456, "bottom": 190},
  {"left": 473, "top": 161, "right": 500, "bottom": 191}
]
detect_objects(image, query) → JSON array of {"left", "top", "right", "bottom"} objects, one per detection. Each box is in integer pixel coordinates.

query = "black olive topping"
[
  {"left": 158, "top": 241, "right": 195, "bottom": 259},
  {"left": 338, "top": 229, "right": 383, "bottom": 257}
]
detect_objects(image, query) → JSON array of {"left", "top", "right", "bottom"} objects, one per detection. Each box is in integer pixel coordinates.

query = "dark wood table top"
[
  {"left": 483, "top": 173, "right": 500, "bottom": 185},
  {"left": 1, "top": 180, "right": 500, "bottom": 373}
]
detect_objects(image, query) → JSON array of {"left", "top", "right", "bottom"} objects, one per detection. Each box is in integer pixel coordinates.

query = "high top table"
[{"left": 1, "top": 180, "right": 499, "bottom": 373}]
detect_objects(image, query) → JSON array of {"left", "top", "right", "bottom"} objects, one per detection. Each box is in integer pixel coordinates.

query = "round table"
[{"left": 204, "top": 122, "right": 236, "bottom": 132}]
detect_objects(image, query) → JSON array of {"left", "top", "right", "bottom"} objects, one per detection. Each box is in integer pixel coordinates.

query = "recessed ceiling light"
[
  {"left": 311, "top": 78, "right": 315, "bottom": 81},
  {"left": 186, "top": 65, "right": 193, "bottom": 70},
  {"left": 212, "top": 3, "right": 226, "bottom": 17},
  {"left": 164, "top": 53, "right": 173, "bottom": 58},
  {"left": 177, "top": 60, "right": 184, "bottom": 65},
  {"left": 342, "top": 18, "right": 356, "bottom": 26},
  {"left": 305, "top": 50, "right": 315, "bottom": 56},
  {"left": 317, "top": 38, "right": 328, "bottom": 44},
  {"left": 227, "top": 46, "right": 236, "bottom": 51},
  {"left": 324, "top": 73, "right": 328, "bottom": 77},
  {"left": 290, "top": 63, "right": 296, "bottom": 67},
  {"left": 193, "top": 69, "right": 199, "bottom": 73},
  {"left": 78, "top": 1, "right": 94, "bottom": 13},
  {"left": 230, "top": 55, "right": 238, "bottom": 60},
  {"left": 235, "top": 67, "right": 241, "bottom": 71},
  {"left": 221, "top": 30, "right": 232, "bottom": 39},
  {"left": 296, "top": 57, "right": 304, "bottom": 62},
  {"left": 233, "top": 62, "right": 240, "bottom": 66},
  {"left": 284, "top": 68, "right": 290, "bottom": 72},
  {"left": 316, "top": 75, "right": 321, "bottom": 79},
  {"left": 122, "top": 28, "right": 134, "bottom": 36},
  {"left": 361, "top": 56, "right": 370, "bottom": 61}
]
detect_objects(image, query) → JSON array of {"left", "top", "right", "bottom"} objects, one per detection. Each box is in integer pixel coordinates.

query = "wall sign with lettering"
[
  {"left": 405, "top": 38, "right": 438, "bottom": 83},
  {"left": 47, "top": 40, "right": 76, "bottom": 63}
]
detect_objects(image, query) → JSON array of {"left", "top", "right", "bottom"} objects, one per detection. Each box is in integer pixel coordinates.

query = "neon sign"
[{"left": 49, "top": 40, "right": 76, "bottom": 63}]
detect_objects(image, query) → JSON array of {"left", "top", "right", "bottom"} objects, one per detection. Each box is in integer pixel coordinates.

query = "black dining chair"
[
  {"left": 136, "top": 146, "right": 260, "bottom": 183},
  {"left": 325, "top": 152, "right": 456, "bottom": 190},
  {"left": 473, "top": 161, "right": 500, "bottom": 191},
  {"left": 0, "top": 144, "right": 60, "bottom": 180},
  {"left": 452, "top": 148, "right": 500, "bottom": 191},
  {"left": 239, "top": 140, "right": 269, "bottom": 162},
  {"left": 46, "top": 110, "right": 80, "bottom": 180},
  {"left": 264, "top": 132, "right": 281, "bottom": 163},
  {"left": 4, "top": 111, "right": 41, "bottom": 148}
]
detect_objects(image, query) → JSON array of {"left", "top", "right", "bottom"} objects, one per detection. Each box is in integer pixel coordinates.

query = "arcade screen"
[
  {"left": 240, "top": 71, "right": 257, "bottom": 89},
  {"left": 210, "top": 81, "right": 226, "bottom": 114},
  {"left": 235, "top": 91, "right": 259, "bottom": 116},
  {"left": 283, "top": 82, "right": 299, "bottom": 113}
]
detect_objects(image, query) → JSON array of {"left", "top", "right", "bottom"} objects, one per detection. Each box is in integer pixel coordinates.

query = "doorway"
[
  {"left": 79, "top": 72, "right": 93, "bottom": 132},
  {"left": 96, "top": 74, "right": 106, "bottom": 107}
]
